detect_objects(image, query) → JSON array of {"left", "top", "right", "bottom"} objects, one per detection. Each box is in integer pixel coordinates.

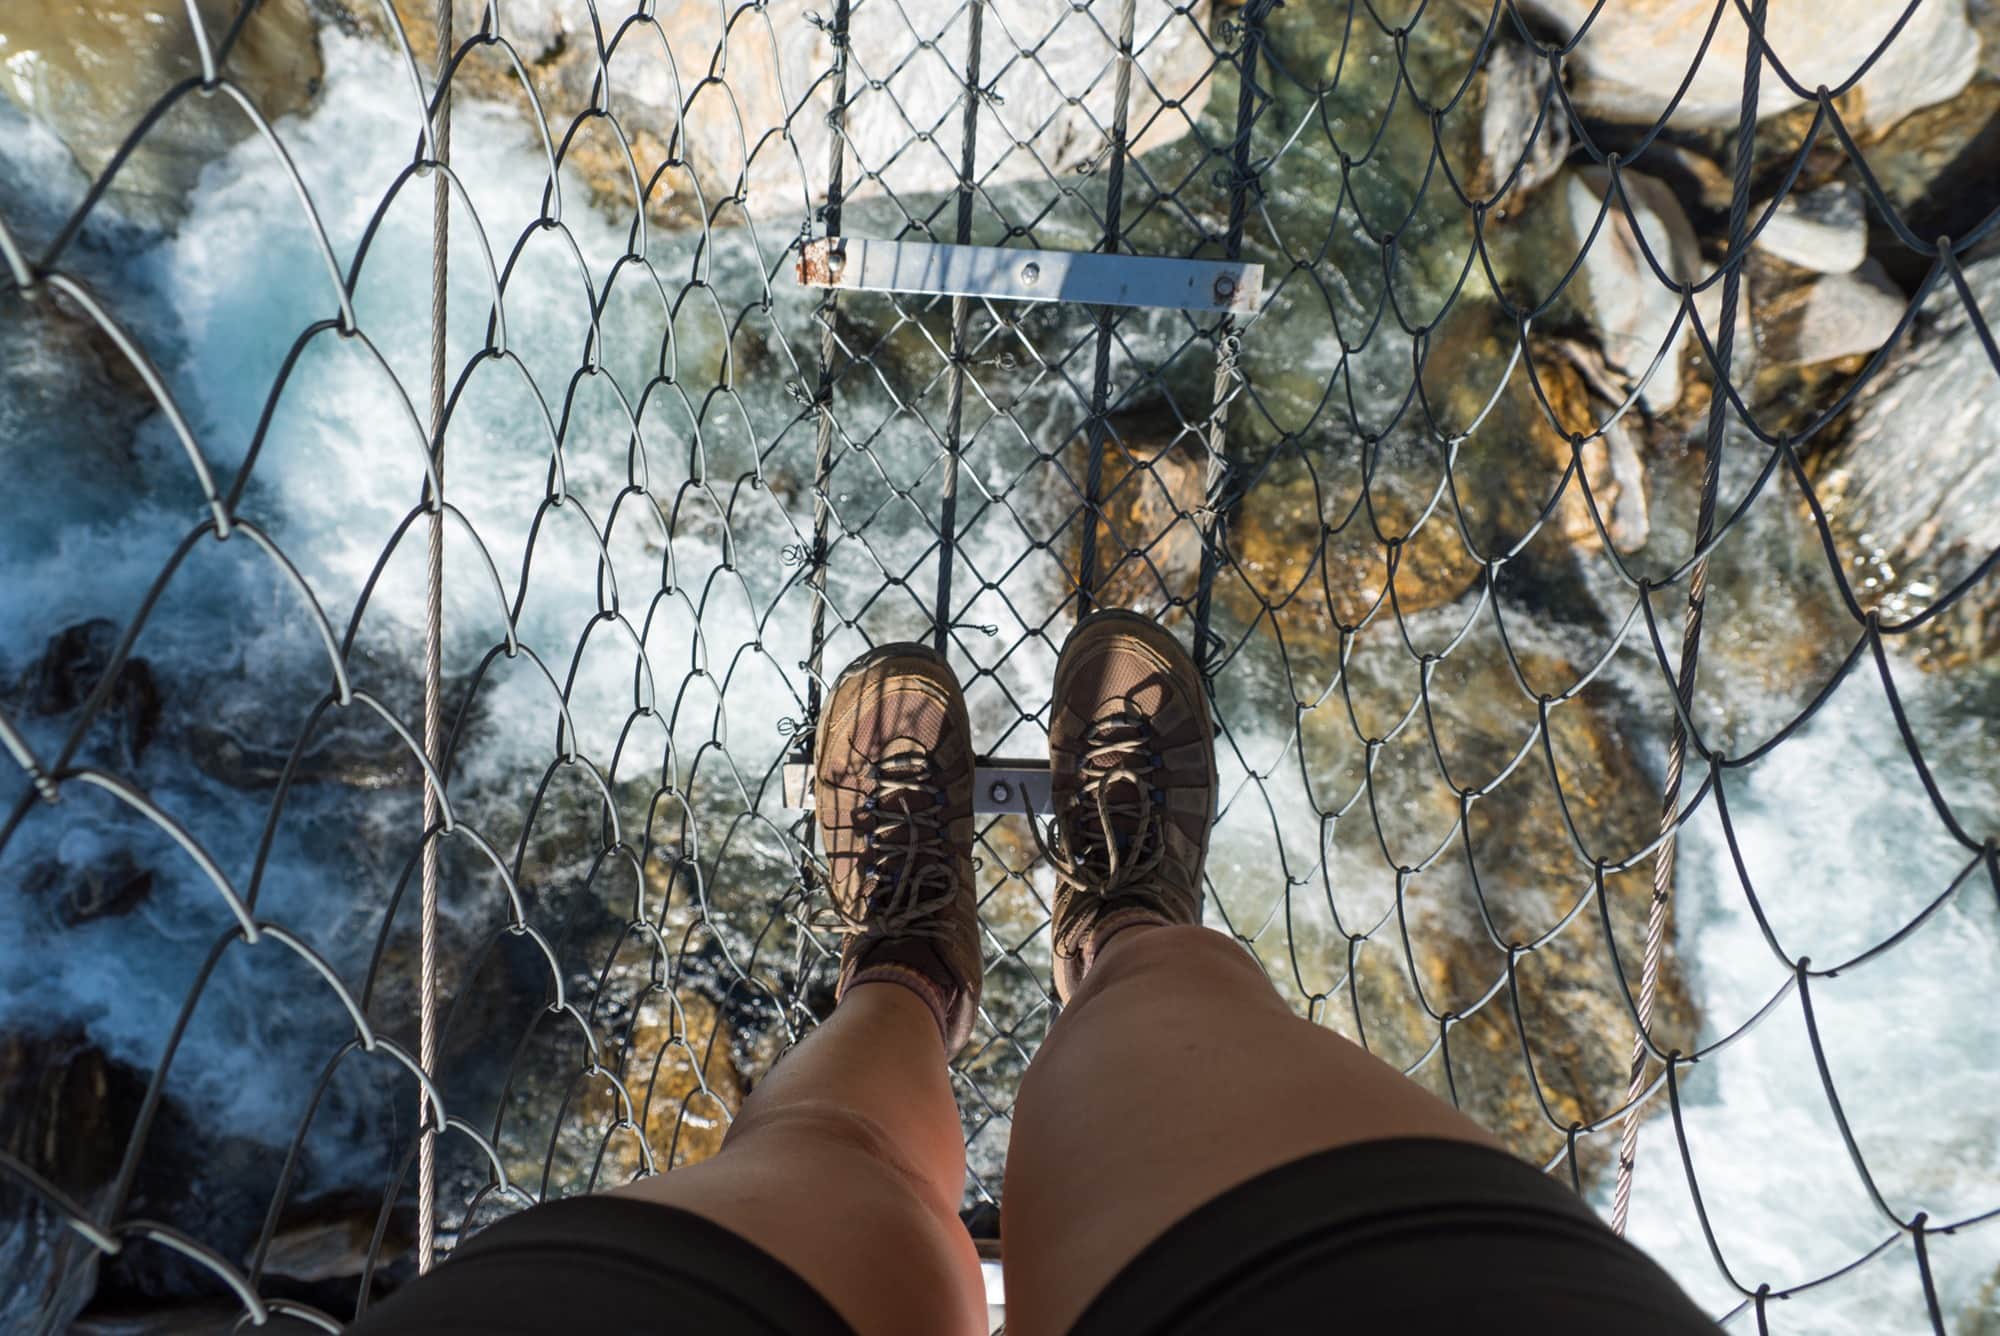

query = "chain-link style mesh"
[{"left": 3, "top": 0, "right": 1998, "bottom": 1330}]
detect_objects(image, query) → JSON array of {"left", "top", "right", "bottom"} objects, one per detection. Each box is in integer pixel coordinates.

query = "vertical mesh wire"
[{"left": 1, "top": 0, "right": 1996, "bottom": 1330}]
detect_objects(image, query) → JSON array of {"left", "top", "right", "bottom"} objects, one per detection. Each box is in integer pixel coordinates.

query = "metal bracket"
[
  {"left": 797, "top": 237, "right": 1262, "bottom": 314},
  {"left": 784, "top": 753, "right": 1053, "bottom": 815}
]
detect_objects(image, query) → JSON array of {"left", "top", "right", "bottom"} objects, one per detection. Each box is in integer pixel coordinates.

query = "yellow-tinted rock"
[
  {"left": 0, "top": 0, "right": 322, "bottom": 224},
  {"left": 1303, "top": 644, "right": 1696, "bottom": 1182}
]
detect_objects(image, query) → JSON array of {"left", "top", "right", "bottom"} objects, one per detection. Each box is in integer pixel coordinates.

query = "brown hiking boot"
[
  {"left": 1038, "top": 610, "right": 1215, "bottom": 1002},
  {"left": 813, "top": 643, "right": 982, "bottom": 1055}
]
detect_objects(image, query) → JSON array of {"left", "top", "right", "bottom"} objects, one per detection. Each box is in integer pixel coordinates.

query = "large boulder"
[
  {"left": 1814, "top": 254, "right": 2000, "bottom": 667},
  {"left": 1513, "top": 0, "right": 1979, "bottom": 134},
  {"left": 500, "top": 983, "right": 744, "bottom": 1194},
  {"left": 0, "top": 0, "right": 323, "bottom": 226},
  {"left": 1223, "top": 316, "right": 1650, "bottom": 645},
  {"left": 377, "top": 0, "right": 1214, "bottom": 230},
  {"left": 1323, "top": 649, "right": 1697, "bottom": 1181}
]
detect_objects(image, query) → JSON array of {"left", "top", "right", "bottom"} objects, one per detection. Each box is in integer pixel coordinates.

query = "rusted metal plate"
[{"left": 795, "top": 237, "right": 1263, "bottom": 314}]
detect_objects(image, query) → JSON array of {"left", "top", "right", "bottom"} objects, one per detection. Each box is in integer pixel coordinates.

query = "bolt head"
[
  {"left": 1212, "top": 273, "right": 1238, "bottom": 301},
  {"left": 1020, "top": 262, "right": 1041, "bottom": 286}
]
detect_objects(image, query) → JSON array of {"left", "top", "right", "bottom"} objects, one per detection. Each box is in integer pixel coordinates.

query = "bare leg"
[
  {"left": 1002, "top": 923, "right": 1499, "bottom": 1336},
  {"left": 612, "top": 981, "right": 986, "bottom": 1336}
]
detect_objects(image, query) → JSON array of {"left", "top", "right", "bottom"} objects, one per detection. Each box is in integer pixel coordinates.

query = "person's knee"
[
  {"left": 1066, "top": 922, "right": 1274, "bottom": 1014},
  {"left": 726, "top": 1097, "right": 961, "bottom": 1213}
]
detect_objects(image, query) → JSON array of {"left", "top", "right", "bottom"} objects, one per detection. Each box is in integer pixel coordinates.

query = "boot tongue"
[{"left": 877, "top": 738, "right": 931, "bottom": 777}]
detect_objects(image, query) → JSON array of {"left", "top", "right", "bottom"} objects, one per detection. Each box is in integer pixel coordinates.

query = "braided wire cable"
[
  {"left": 1611, "top": 0, "right": 1769, "bottom": 1239},
  {"left": 416, "top": 0, "right": 454, "bottom": 1278}
]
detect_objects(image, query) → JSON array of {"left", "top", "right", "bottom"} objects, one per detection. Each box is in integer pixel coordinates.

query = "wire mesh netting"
[{"left": 2, "top": 0, "right": 1998, "bottom": 1330}]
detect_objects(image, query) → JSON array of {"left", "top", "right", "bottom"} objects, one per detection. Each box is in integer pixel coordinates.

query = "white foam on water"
[{"left": 1609, "top": 659, "right": 2000, "bottom": 1330}]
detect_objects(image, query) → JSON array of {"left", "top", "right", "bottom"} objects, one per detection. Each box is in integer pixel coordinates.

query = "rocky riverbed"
[{"left": 3, "top": 1, "right": 1998, "bottom": 1331}]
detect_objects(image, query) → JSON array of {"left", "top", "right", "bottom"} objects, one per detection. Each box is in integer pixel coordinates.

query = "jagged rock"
[
  {"left": 1813, "top": 254, "right": 2000, "bottom": 667},
  {"left": 0, "top": 1030, "right": 144, "bottom": 1332},
  {"left": 1475, "top": 41, "right": 1570, "bottom": 207},
  {"left": 26, "top": 848, "right": 157, "bottom": 927},
  {"left": 0, "top": 1029, "right": 139, "bottom": 1192},
  {"left": 371, "top": 0, "right": 1213, "bottom": 229},
  {"left": 16, "top": 619, "right": 161, "bottom": 767},
  {"left": 1563, "top": 168, "right": 1690, "bottom": 400},
  {"left": 1754, "top": 183, "right": 1867, "bottom": 274},
  {"left": 0, "top": 0, "right": 323, "bottom": 226},
  {"left": 1564, "top": 166, "right": 1723, "bottom": 412},
  {"left": 1512, "top": 0, "right": 1979, "bottom": 134},
  {"left": 1756, "top": 257, "right": 1905, "bottom": 366},
  {"left": 1543, "top": 338, "right": 1651, "bottom": 554},
  {"left": 1225, "top": 313, "right": 1654, "bottom": 643}
]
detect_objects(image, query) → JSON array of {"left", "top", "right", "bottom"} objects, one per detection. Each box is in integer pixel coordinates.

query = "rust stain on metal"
[{"left": 797, "top": 238, "right": 846, "bottom": 287}]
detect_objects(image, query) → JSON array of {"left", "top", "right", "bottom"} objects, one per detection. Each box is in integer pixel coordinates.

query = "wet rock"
[
  {"left": 26, "top": 848, "right": 157, "bottom": 927},
  {"left": 504, "top": 986, "right": 744, "bottom": 1192},
  {"left": 1754, "top": 183, "right": 1867, "bottom": 274},
  {"left": 1849, "top": 74, "right": 2000, "bottom": 288},
  {"left": 1225, "top": 449, "right": 1483, "bottom": 635},
  {"left": 16, "top": 619, "right": 162, "bottom": 766},
  {"left": 256, "top": 1190, "right": 409, "bottom": 1284},
  {"left": 0, "top": 294, "right": 153, "bottom": 467},
  {"left": 1331, "top": 649, "right": 1697, "bottom": 1181},
  {"left": 182, "top": 720, "right": 421, "bottom": 791},
  {"left": 374, "top": 0, "right": 1213, "bottom": 229},
  {"left": 1225, "top": 311, "right": 1655, "bottom": 647},
  {"left": 1426, "top": 317, "right": 1650, "bottom": 559},
  {"left": 0, "top": 1029, "right": 141, "bottom": 1193},
  {"left": 1513, "top": 0, "right": 1979, "bottom": 134},
  {"left": 1075, "top": 403, "right": 1210, "bottom": 614},
  {"left": 0, "top": 1030, "right": 144, "bottom": 1331},
  {"left": 1474, "top": 41, "right": 1570, "bottom": 207},
  {"left": 1813, "top": 254, "right": 2000, "bottom": 667},
  {"left": 0, "top": 1034, "right": 294, "bottom": 1315},
  {"left": 0, "top": 0, "right": 323, "bottom": 227},
  {"left": 1755, "top": 257, "right": 1905, "bottom": 367}
]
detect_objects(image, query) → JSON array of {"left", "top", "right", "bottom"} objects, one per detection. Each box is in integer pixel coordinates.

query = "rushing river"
[{"left": 2, "top": 14, "right": 1996, "bottom": 1333}]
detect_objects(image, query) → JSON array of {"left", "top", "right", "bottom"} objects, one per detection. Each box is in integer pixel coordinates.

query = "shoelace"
[
  {"left": 1032, "top": 710, "right": 1167, "bottom": 959},
  {"left": 827, "top": 753, "right": 960, "bottom": 943}
]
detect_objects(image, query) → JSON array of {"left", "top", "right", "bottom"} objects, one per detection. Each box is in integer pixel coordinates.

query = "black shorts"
[{"left": 347, "top": 1138, "right": 1713, "bottom": 1333}]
